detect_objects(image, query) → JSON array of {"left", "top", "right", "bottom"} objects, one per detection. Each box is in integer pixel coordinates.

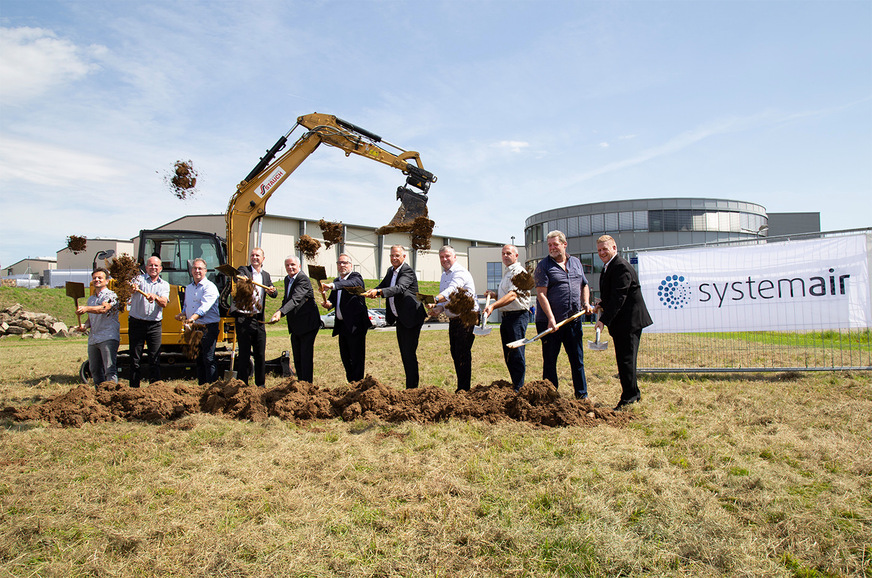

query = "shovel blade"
[
  {"left": 473, "top": 326, "right": 491, "bottom": 336},
  {"left": 307, "top": 265, "right": 327, "bottom": 281},
  {"left": 587, "top": 340, "right": 608, "bottom": 351},
  {"left": 65, "top": 281, "right": 85, "bottom": 299}
]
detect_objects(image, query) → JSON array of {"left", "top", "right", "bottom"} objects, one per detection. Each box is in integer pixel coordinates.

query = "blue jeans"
[
  {"left": 88, "top": 339, "right": 119, "bottom": 384},
  {"left": 537, "top": 318, "right": 587, "bottom": 398},
  {"left": 500, "top": 310, "right": 530, "bottom": 390}
]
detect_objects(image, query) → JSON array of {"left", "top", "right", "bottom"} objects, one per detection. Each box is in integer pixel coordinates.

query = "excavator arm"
[{"left": 224, "top": 112, "right": 437, "bottom": 267}]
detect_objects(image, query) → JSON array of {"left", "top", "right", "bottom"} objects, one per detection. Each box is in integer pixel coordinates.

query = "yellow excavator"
[{"left": 81, "top": 113, "right": 437, "bottom": 382}]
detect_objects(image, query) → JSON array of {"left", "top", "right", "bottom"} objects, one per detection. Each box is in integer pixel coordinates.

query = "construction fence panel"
[{"left": 633, "top": 229, "right": 872, "bottom": 373}]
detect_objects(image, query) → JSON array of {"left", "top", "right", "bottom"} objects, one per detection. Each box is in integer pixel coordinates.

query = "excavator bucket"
[{"left": 376, "top": 187, "right": 429, "bottom": 234}]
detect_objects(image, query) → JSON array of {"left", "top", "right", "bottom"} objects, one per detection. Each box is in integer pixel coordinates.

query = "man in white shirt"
[
  {"left": 321, "top": 253, "right": 371, "bottom": 382},
  {"left": 128, "top": 256, "right": 170, "bottom": 387},
  {"left": 483, "top": 244, "right": 532, "bottom": 391},
  {"left": 77, "top": 267, "right": 120, "bottom": 384},
  {"left": 430, "top": 245, "right": 478, "bottom": 392},
  {"left": 233, "top": 248, "right": 278, "bottom": 387}
]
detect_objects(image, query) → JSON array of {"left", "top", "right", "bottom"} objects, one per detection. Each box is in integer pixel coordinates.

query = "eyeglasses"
[{"left": 337, "top": 261, "right": 351, "bottom": 265}]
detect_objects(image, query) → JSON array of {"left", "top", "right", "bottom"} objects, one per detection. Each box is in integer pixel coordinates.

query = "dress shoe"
[{"left": 614, "top": 395, "right": 641, "bottom": 411}]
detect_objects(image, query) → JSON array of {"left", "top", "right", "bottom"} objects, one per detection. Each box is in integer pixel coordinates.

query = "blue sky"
[{"left": 1, "top": 0, "right": 870, "bottom": 267}]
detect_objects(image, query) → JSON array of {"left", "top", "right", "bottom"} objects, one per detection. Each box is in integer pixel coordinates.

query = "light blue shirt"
[
  {"left": 87, "top": 288, "right": 119, "bottom": 345},
  {"left": 184, "top": 278, "right": 220, "bottom": 324}
]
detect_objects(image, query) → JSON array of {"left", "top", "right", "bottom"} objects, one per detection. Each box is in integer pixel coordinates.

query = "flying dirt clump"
[
  {"left": 0, "top": 377, "right": 635, "bottom": 429},
  {"left": 66, "top": 235, "right": 87, "bottom": 255},
  {"left": 319, "top": 219, "right": 343, "bottom": 249},
  {"left": 296, "top": 235, "right": 321, "bottom": 261},
  {"left": 232, "top": 277, "right": 256, "bottom": 311},
  {"left": 182, "top": 323, "right": 206, "bottom": 359},
  {"left": 409, "top": 216, "right": 435, "bottom": 252},
  {"left": 107, "top": 254, "right": 140, "bottom": 307},
  {"left": 511, "top": 270, "right": 535, "bottom": 292},
  {"left": 165, "top": 160, "right": 199, "bottom": 200},
  {"left": 446, "top": 288, "right": 479, "bottom": 327}
]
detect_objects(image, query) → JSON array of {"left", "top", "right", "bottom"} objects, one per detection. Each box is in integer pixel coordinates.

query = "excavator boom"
[{"left": 225, "top": 113, "right": 436, "bottom": 267}]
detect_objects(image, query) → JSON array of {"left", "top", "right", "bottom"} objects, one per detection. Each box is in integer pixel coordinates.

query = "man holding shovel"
[
  {"left": 534, "top": 231, "right": 592, "bottom": 400},
  {"left": 321, "top": 253, "right": 371, "bottom": 382},
  {"left": 271, "top": 255, "right": 320, "bottom": 383},
  {"left": 483, "top": 244, "right": 532, "bottom": 391},
  {"left": 364, "top": 245, "right": 426, "bottom": 389},
  {"left": 232, "top": 248, "right": 278, "bottom": 387},
  {"left": 128, "top": 256, "right": 169, "bottom": 388},
  {"left": 76, "top": 267, "right": 120, "bottom": 384},
  {"left": 595, "top": 235, "right": 653, "bottom": 410},
  {"left": 176, "top": 258, "right": 220, "bottom": 384}
]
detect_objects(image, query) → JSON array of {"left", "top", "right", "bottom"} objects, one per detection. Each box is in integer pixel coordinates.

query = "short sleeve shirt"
[
  {"left": 533, "top": 255, "right": 588, "bottom": 323},
  {"left": 498, "top": 262, "right": 532, "bottom": 312},
  {"left": 87, "top": 288, "right": 120, "bottom": 345}
]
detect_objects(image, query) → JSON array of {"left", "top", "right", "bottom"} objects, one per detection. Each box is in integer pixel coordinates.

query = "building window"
[{"left": 486, "top": 262, "right": 502, "bottom": 292}]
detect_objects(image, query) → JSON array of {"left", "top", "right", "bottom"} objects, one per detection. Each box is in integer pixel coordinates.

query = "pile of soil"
[
  {"left": 319, "top": 219, "right": 343, "bottom": 249},
  {"left": 108, "top": 254, "right": 140, "bottom": 306},
  {"left": 296, "top": 235, "right": 321, "bottom": 261},
  {"left": 66, "top": 235, "right": 87, "bottom": 255},
  {"left": 0, "top": 377, "right": 634, "bottom": 429},
  {"left": 409, "top": 216, "right": 435, "bottom": 251},
  {"left": 166, "top": 160, "right": 198, "bottom": 199},
  {"left": 446, "top": 288, "right": 479, "bottom": 327}
]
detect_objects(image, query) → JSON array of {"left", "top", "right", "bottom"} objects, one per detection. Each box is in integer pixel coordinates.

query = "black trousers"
[
  {"left": 235, "top": 315, "right": 267, "bottom": 386},
  {"left": 612, "top": 328, "right": 643, "bottom": 402},
  {"left": 499, "top": 310, "right": 530, "bottom": 390},
  {"left": 336, "top": 320, "right": 367, "bottom": 382},
  {"left": 197, "top": 322, "right": 220, "bottom": 385},
  {"left": 449, "top": 318, "right": 475, "bottom": 391},
  {"left": 290, "top": 329, "right": 317, "bottom": 383},
  {"left": 129, "top": 316, "right": 162, "bottom": 387},
  {"left": 396, "top": 321, "right": 423, "bottom": 389}
]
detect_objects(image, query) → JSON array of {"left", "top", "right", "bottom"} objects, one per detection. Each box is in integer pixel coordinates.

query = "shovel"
[
  {"left": 65, "top": 281, "right": 86, "bottom": 328},
  {"left": 216, "top": 264, "right": 272, "bottom": 290},
  {"left": 587, "top": 326, "right": 608, "bottom": 351},
  {"left": 473, "top": 295, "right": 491, "bottom": 336},
  {"left": 224, "top": 324, "right": 238, "bottom": 380},
  {"left": 507, "top": 310, "right": 584, "bottom": 349},
  {"left": 306, "top": 265, "right": 329, "bottom": 303}
]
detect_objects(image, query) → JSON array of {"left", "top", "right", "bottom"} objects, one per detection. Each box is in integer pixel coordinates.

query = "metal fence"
[{"left": 631, "top": 228, "right": 872, "bottom": 373}]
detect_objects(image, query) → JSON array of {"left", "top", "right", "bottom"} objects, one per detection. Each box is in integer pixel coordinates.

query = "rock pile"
[{"left": 0, "top": 304, "right": 78, "bottom": 339}]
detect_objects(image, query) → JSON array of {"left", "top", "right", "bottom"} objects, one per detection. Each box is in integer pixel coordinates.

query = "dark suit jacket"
[
  {"left": 232, "top": 265, "right": 276, "bottom": 320},
  {"left": 598, "top": 254, "right": 653, "bottom": 335},
  {"left": 326, "top": 272, "right": 371, "bottom": 336},
  {"left": 279, "top": 272, "right": 320, "bottom": 335},
  {"left": 375, "top": 262, "right": 426, "bottom": 328}
]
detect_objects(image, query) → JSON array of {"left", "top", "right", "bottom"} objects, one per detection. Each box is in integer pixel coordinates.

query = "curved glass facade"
[{"left": 524, "top": 198, "right": 769, "bottom": 293}]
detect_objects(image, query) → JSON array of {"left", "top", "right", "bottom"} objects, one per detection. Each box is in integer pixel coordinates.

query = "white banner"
[{"left": 637, "top": 234, "right": 871, "bottom": 333}]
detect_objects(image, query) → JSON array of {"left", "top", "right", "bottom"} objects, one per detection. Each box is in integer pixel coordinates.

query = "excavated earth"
[{"left": 1, "top": 377, "right": 633, "bottom": 429}]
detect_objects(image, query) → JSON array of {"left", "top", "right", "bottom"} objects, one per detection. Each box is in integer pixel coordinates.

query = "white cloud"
[
  {"left": 0, "top": 27, "right": 103, "bottom": 103},
  {"left": 598, "top": 142, "right": 610, "bottom": 148},
  {"left": 0, "top": 137, "right": 125, "bottom": 186},
  {"left": 494, "top": 140, "right": 530, "bottom": 154}
]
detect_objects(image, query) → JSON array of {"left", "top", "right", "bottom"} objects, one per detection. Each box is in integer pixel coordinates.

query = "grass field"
[{"left": 1, "top": 288, "right": 870, "bottom": 576}]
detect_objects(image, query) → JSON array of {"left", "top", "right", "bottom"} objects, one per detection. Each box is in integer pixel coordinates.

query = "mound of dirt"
[{"left": 1, "top": 377, "right": 633, "bottom": 429}]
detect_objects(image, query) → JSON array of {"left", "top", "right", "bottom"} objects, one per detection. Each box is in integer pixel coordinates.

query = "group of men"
[
  {"left": 484, "top": 231, "right": 652, "bottom": 411},
  {"left": 77, "top": 234, "right": 652, "bottom": 410}
]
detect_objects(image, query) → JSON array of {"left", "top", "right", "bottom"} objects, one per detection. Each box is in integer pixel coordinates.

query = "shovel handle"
[
  {"left": 73, "top": 297, "right": 83, "bottom": 328},
  {"left": 235, "top": 275, "right": 271, "bottom": 290}
]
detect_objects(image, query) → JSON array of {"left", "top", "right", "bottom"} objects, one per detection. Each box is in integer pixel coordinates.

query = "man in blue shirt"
[
  {"left": 533, "top": 230, "right": 592, "bottom": 399},
  {"left": 176, "top": 258, "right": 220, "bottom": 384}
]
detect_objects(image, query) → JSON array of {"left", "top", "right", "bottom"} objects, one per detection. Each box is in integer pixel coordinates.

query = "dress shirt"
[
  {"left": 438, "top": 263, "right": 478, "bottom": 318},
  {"left": 184, "top": 278, "right": 220, "bottom": 324},
  {"left": 533, "top": 255, "right": 588, "bottom": 323},
  {"left": 497, "top": 262, "right": 532, "bottom": 312}
]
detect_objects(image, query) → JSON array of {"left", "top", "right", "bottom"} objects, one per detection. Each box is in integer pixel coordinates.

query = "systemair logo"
[{"left": 658, "top": 275, "right": 692, "bottom": 309}]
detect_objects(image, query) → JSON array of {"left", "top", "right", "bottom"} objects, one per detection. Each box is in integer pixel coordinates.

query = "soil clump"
[
  {"left": 182, "top": 323, "right": 205, "bottom": 359},
  {"left": 66, "top": 235, "right": 87, "bottom": 255},
  {"left": 165, "top": 160, "right": 198, "bottom": 199},
  {"left": 1, "top": 377, "right": 633, "bottom": 429},
  {"left": 296, "top": 235, "right": 321, "bottom": 261},
  {"left": 511, "top": 270, "right": 535, "bottom": 291},
  {"left": 107, "top": 254, "right": 140, "bottom": 306},
  {"left": 232, "top": 277, "right": 256, "bottom": 311},
  {"left": 318, "top": 219, "right": 343, "bottom": 249},
  {"left": 445, "top": 288, "right": 479, "bottom": 327},
  {"left": 409, "top": 217, "right": 435, "bottom": 251}
]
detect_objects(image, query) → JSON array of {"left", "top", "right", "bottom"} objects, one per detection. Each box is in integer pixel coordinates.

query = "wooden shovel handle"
[{"left": 235, "top": 275, "right": 270, "bottom": 290}]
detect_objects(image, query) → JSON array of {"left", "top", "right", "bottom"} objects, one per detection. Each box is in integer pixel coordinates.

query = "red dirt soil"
[{"left": 1, "top": 377, "right": 633, "bottom": 429}]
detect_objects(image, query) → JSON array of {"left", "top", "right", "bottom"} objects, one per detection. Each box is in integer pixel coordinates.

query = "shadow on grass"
[{"left": 642, "top": 370, "right": 807, "bottom": 384}]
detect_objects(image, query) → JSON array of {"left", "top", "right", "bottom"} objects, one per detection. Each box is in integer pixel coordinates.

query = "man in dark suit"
[
  {"left": 233, "top": 248, "right": 278, "bottom": 387},
  {"left": 365, "top": 245, "right": 426, "bottom": 388},
  {"left": 595, "top": 235, "right": 653, "bottom": 410},
  {"left": 321, "top": 253, "right": 371, "bottom": 382},
  {"left": 270, "top": 255, "right": 320, "bottom": 383}
]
